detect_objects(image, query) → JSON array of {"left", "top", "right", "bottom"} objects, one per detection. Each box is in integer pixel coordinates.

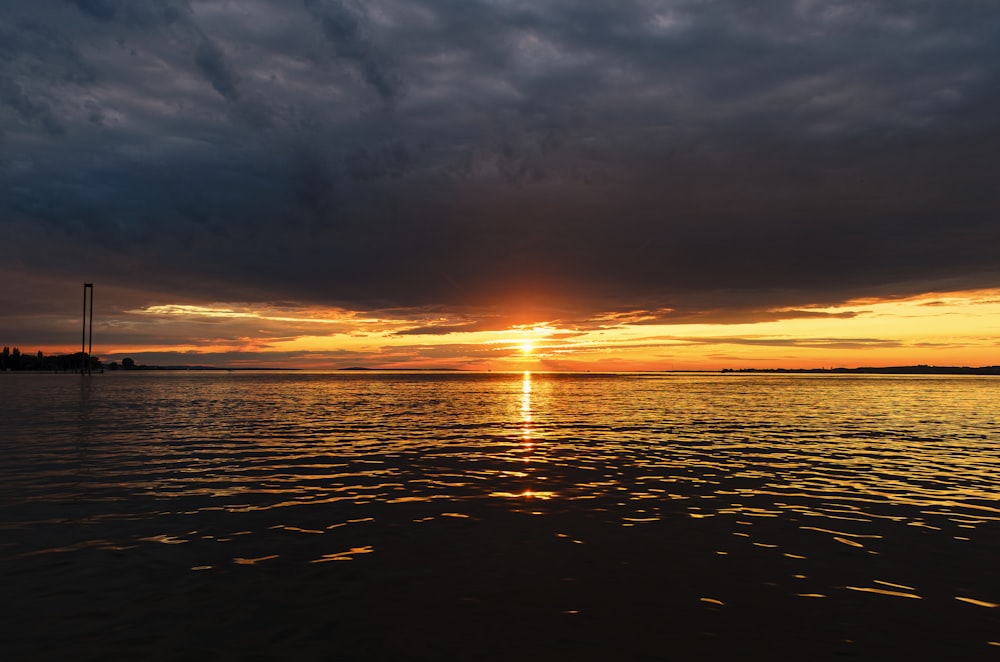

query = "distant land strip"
[
  {"left": 721, "top": 366, "right": 1000, "bottom": 375},
  {"left": 113, "top": 365, "right": 299, "bottom": 371},
  {"left": 338, "top": 367, "right": 460, "bottom": 371}
]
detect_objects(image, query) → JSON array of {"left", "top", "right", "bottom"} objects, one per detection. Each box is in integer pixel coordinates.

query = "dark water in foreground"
[{"left": 2, "top": 371, "right": 999, "bottom": 659}]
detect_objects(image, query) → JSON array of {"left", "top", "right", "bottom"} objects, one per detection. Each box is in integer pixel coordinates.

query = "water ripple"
[{"left": 2, "top": 371, "right": 999, "bottom": 656}]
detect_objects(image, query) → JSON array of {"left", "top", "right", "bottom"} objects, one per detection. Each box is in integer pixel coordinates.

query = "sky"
[{"left": 2, "top": 0, "right": 999, "bottom": 370}]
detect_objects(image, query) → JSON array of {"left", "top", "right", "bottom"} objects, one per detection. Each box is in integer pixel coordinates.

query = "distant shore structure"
[{"left": 82, "top": 282, "right": 93, "bottom": 374}]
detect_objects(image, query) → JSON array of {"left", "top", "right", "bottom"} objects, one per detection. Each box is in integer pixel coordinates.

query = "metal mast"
[{"left": 82, "top": 283, "right": 94, "bottom": 374}]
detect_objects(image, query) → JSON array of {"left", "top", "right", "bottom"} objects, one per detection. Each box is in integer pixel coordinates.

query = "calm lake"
[{"left": 2, "top": 371, "right": 999, "bottom": 659}]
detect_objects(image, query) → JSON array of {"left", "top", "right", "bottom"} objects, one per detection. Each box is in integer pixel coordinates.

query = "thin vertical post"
[
  {"left": 82, "top": 284, "right": 87, "bottom": 374},
  {"left": 82, "top": 283, "right": 93, "bottom": 375},
  {"left": 88, "top": 284, "right": 94, "bottom": 373}
]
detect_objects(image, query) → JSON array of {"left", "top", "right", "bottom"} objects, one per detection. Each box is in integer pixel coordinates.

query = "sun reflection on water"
[
  {"left": 521, "top": 371, "right": 533, "bottom": 446},
  {"left": 3, "top": 370, "right": 1000, "bottom": 656}
]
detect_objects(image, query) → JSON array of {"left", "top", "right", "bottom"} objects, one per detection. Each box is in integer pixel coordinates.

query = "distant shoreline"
[
  {"left": 0, "top": 366, "right": 299, "bottom": 373},
  {"left": 112, "top": 366, "right": 299, "bottom": 371},
  {"left": 4, "top": 365, "right": 998, "bottom": 375},
  {"left": 720, "top": 365, "right": 1000, "bottom": 375},
  {"left": 337, "top": 367, "right": 461, "bottom": 371}
]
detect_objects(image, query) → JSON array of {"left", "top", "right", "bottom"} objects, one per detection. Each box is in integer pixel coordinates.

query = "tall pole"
[
  {"left": 82, "top": 284, "right": 87, "bottom": 374},
  {"left": 82, "top": 283, "right": 93, "bottom": 375},
  {"left": 88, "top": 284, "right": 94, "bottom": 373}
]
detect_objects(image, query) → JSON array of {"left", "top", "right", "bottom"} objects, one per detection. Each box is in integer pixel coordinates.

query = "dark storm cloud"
[
  {"left": 193, "top": 38, "right": 241, "bottom": 102},
  {"left": 3, "top": 0, "right": 1000, "bottom": 335},
  {"left": 304, "top": 0, "right": 403, "bottom": 104},
  {"left": 0, "top": 75, "right": 66, "bottom": 136}
]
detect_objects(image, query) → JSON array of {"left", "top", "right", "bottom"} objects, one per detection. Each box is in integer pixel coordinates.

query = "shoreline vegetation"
[{"left": 0, "top": 347, "right": 298, "bottom": 373}]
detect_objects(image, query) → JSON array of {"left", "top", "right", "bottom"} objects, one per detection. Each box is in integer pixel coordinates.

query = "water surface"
[{"left": 2, "top": 372, "right": 998, "bottom": 659}]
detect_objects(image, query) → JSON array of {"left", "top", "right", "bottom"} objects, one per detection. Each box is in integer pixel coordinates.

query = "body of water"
[{"left": 2, "top": 371, "right": 998, "bottom": 659}]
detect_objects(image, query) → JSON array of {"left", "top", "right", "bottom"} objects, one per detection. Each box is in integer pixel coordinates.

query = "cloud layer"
[{"left": 3, "top": 0, "right": 1000, "bottom": 343}]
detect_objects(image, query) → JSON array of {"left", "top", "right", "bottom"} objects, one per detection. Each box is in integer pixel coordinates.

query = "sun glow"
[{"left": 88, "top": 288, "right": 1000, "bottom": 371}]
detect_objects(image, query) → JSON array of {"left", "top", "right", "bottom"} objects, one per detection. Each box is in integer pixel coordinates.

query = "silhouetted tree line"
[{"left": 1, "top": 346, "right": 103, "bottom": 372}]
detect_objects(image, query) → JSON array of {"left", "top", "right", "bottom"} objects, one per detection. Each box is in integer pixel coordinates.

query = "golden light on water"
[
  {"left": 955, "top": 596, "right": 1000, "bottom": 608},
  {"left": 488, "top": 490, "right": 557, "bottom": 499},
  {"left": 7, "top": 365, "right": 1000, "bottom": 654},
  {"left": 845, "top": 586, "right": 923, "bottom": 600},
  {"left": 521, "top": 371, "right": 533, "bottom": 446}
]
